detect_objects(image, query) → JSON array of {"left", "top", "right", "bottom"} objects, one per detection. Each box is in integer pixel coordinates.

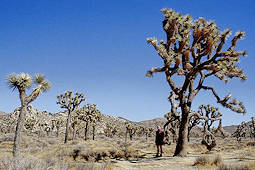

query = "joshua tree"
[
  {"left": 45, "top": 124, "right": 51, "bottom": 136},
  {"left": 24, "top": 118, "right": 36, "bottom": 134},
  {"left": 193, "top": 105, "right": 223, "bottom": 151},
  {"left": 187, "top": 113, "right": 201, "bottom": 142},
  {"left": 71, "top": 116, "right": 80, "bottom": 140},
  {"left": 57, "top": 91, "right": 85, "bottom": 143},
  {"left": 104, "top": 122, "right": 118, "bottom": 137},
  {"left": 52, "top": 118, "right": 64, "bottom": 137},
  {"left": 248, "top": 117, "right": 255, "bottom": 139},
  {"left": 146, "top": 9, "right": 247, "bottom": 156},
  {"left": 76, "top": 103, "right": 100, "bottom": 140},
  {"left": 136, "top": 126, "right": 154, "bottom": 140},
  {"left": 164, "top": 112, "right": 180, "bottom": 143},
  {"left": 232, "top": 122, "right": 247, "bottom": 141},
  {"left": 38, "top": 122, "right": 47, "bottom": 137},
  {"left": 125, "top": 122, "right": 137, "bottom": 141},
  {"left": 90, "top": 108, "right": 102, "bottom": 140},
  {"left": 7, "top": 73, "right": 50, "bottom": 157},
  {"left": 0, "top": 115, "right": 16, "bottom": 134}
]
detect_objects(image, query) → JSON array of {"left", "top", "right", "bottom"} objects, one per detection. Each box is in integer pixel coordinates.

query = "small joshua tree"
[
  {"left": 8, "top": 73, "right": 50, "bottom": 157},
  {"left": 136, "top": 126, "right": 154, "bottom": 140},
  {"left": 232, "top": 122, "right": 247, "bottom": 142},
  {"left": 104, "top": 122, "right": 118, "bottom": 137},
  {"left": 57, "top": 91, "right": 85, "bottom": 143},
  {"left": 24, "top": 118, "right": 36, "bottom": 134},
  {"left": 71, "top": 116, "right": 79, "bottom": 140},
  {"left": 193, "top": 105, "right": 223, "bottom": 151},
  {"left": 125, "top": 122, "right": 137, "bottom": 141},
  {"left": 76, "top": 103, "right": 100, "bottom": 140},
  {"left": 164, "top": 112, "right": 180, "bottom": 143},
  {"left": 52, "top": 118, "right": 64, "bottom": 137},
  {"left": 90, "top": 108, "right": 102, "bottom": 140},
  {"left": 146, "top": 8, "right": 247, "bottom": 156},
  {"left": 187, "top": 113, "right": 201, "bottom": 142},
  {"left": 248, "top": 117, "right": 255, "bottom": 139}
]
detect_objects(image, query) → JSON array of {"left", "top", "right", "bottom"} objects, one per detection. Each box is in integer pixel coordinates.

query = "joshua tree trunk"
[
  {"left": 174, "top": 106, "right": 189, "bottom": 157},
  {"left": 92, "top": 125, "right": 95, "bottom": 140},
  {"left": 84, "top": 122, "right": 88, "bottom": 140},
  {"left": 13, "top": 106, "right": 27, "bottom": 157},
  {"left": 13, "top": 91, "right": 26, "bottom": 158},
  {"left": 64, "top": 110, "right": 71, "bottom": 143},
  {"left": 72, "top": 124, "right": 76, "bottom": 140}
]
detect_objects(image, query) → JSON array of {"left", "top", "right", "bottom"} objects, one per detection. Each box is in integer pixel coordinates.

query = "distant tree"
[
  {"left": 146, "top": 9, "right": 247, "bottom": 156},
  {"left": 248, "top": 117, "right": 255, "bottom": 139},
  {"left": 90, "top": 108, "right": 102, "bottom": 140},
  {"left": 57, "top": 91, "right": 85, "bottom": 143},
  {"left": 76, "top": 103, "right": 101, "bottom": 140},
  {"left": 193, "top": 105, "right": 223, "bottom": 151},
  {"left": 164, "top": 112, "right": 180, "bottom": 143},
  {"left": 125, "top": 122, "right": 138, "bottom": 141},
  {"left": 104, "top": 122, "right": 118, "bottom": 138},
  {"left": 8, "top": 73, "right": 50, "bottom": 157},
  {"left": 71, "top": 117, "right": 79, "bottom": 140},
  {"left": 24, "top": 118, "right": 36, "bottom": 134},
  {"left": 136, "top": 126, "right": 154, "bottom": 140},
  {"left": 232, "top": 122, "right": 248, "bottom": 142},
  {"left": 187, "top": 113, "right": 201, "bottom": 142},
  {"left": 52, "top": 118, "right": 64, "bottom": 137}
]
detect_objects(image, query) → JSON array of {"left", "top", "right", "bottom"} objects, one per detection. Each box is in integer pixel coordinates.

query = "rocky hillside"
[
  {"left": 0, "top": 106, "right": 240, "bottom": 136},
  {"left": 0, "top": 105, "right": 131, "bottom": 136}
]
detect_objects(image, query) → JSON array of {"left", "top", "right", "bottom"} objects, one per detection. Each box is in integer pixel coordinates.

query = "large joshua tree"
[
  {"left": 146, "top": 9, "right": 247, "bottom": 156},
  {"left": 7, "top": 73, "right": 50, "bottom": 157},
  {"left": 57, "top": 91, "right": 85, "bottom": 143}
]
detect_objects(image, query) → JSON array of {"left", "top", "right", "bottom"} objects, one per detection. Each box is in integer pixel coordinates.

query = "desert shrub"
[
  {"left": 212, "top": 155, "right": 223, "bottom": 166},
  {"left": 0, "top": 155, "right": 56, "bottom": 170},
  {"left": 247, "top": 141, "right": 255, "bottom": 146},
  {"left": 193, "top": 155, "right": 211, "bottom": 166},
  {"left": 218, "top": 164, "right": 249, "bottom": 170},
  {"left": 194, "top": 155, "right": 222, "bottom": 167}
]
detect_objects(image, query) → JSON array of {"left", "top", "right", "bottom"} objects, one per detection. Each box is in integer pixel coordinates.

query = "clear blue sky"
[{"left": 0, "top": 0, "right": 254, "bottom": 126}]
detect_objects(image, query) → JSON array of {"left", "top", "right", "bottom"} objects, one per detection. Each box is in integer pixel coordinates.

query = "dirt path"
[
  {"left": 110, "top": 153, "right": 201, "bottom": 170},
  {"left": 109, "top": 150, "right": 255, "bottom": 170}
]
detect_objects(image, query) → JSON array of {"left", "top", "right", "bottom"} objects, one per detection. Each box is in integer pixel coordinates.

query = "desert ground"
[{"left": 0, "top": 133, "right": 255, "bottom": 170}]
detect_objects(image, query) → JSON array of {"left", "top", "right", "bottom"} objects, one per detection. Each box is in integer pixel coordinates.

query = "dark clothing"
[{"left": 155, "top": 130, "right": 164, "bottom": 145}]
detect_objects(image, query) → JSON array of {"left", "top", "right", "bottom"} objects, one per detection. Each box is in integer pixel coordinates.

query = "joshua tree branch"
[{"left": 201, "top": 86, "right": 246, "bottom": 113}]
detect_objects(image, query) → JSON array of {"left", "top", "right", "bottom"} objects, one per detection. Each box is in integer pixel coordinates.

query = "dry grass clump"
[
  {"left": 246, "top": 141, "right": 255, "bottom": 146},
  {"left": 0, "top": 155, "right": 55, "bottom": 170},
  {"left": 218, "top": 164, "right": 249, "bottom": 170},
  {"left": 0, "top": 155, "right": 114, "bottom": 170},
  {"left": 193, "top": 154, "right": 222, "bottom": 167},
  {"left": 70, "top": 139, "right": 146, "bottom": 162},
  {"left": 44, "top": 138, "right": 148, "bottom": 163},
  {"left": 188, "top": 142, "right": 207, "bottom": 154}
]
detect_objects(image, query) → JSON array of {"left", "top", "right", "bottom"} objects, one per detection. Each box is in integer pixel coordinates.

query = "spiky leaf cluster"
[
  {"left": 8, "top": 73, "right": 50, "bottom": 92},
  {"left": 75, "top": 103, "right": 102, "bottom": 124},
  {"left": 57, "top": 91, "right": 85, "bottom": 110},
  {"left": 8, "top": 73, "right": 32, "bottom": 90}
]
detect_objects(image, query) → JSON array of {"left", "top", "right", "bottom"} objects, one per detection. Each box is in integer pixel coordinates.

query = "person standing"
[{"left": 155, "top": 125, "right": 164, "bottom": 157}]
